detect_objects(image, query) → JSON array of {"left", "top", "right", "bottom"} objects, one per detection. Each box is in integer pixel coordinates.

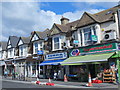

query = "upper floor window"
[
  {"left": 54, "top": 37, "right": 60, "bottom": 50},
  {"left": 20, "top": 46, "right": 23, "bottom": 56},
  {"left": 83, "top": 27, "right": 92, "bottom": 45},
  {"left": 40, "top": 42, "right": 43, "bottom": 48},
  {"left": 34, "top": 42, "right": 38, "bottom": 54},
  {"left": 9, "top": 49, "right": 12, "bottom": 57}
]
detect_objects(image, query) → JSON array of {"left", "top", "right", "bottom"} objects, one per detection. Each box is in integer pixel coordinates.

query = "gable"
[
  {"left": 18, "top": 39, "right": 23, "bottom": 46},
  {"left": 50, "top": 24, "right": 60, "bottom": 35},
  {"left": 7, "top": 39, "right": 12, "bottom": 48},
  {"left": 77, "top": 13, "right": 96, "bottom": 27},
  {"left": 31, "top": 33, "right": 39, "bottom": 41}
]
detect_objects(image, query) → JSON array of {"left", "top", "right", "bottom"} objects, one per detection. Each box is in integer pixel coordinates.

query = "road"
[{"left": 1, "top": 80, "right": 118, "bottom": 90}]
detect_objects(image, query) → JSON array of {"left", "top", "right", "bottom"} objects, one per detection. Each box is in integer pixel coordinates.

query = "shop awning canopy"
[
  {"left": 0, "top": 61, "right": 6, "bottom": 66},
  {"left": 61, "top": 52, "right": 115, "bottom": 65},
  {"left": 39, "top": 59, "right": 65, "bottom": 66}
]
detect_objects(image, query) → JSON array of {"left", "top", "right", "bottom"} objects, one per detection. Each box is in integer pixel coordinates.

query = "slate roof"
[
  {"left": 77, "top": 5, "right": 120, "bottom": 28},
  {"left": 21, "top": 37, "right": 30, "bottom": 44},
  {"left": 8, "top": 36, "right": 19, "bottom": 48},
  {"left": 53, "top": 19, "right": 80, "bottom": 33},
  {"left": 32, "top": 28, "right": 50, "bottom": 41},
  {"left": 0, "top": 41, "right": 7, "bottom": 50}
]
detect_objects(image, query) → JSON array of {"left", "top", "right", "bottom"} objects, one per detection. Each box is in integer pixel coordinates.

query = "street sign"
[{"left": 37, "top": 50, "right": 44, "bottom": 55}]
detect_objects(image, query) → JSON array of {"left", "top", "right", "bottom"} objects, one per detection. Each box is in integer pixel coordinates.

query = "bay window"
[
  {"left": 20, "top": 46, "right": 23, "bottom": 56},
  {"left": 54, "top": 37, "right": 60, "bottom": 50},
  {"left": 83, "top": 27, "right": 92, "bottom": 45},
  {"left": 79, "top": 25, "right": 97, "bottom": 46},
  {"left": 34, "top": 42, "right": 38, "bottom": 54}
]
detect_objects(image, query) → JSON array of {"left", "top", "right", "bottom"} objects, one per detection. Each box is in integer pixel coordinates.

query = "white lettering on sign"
[{"left": 45, "top": 52, "right": 67, "bottom": 60}]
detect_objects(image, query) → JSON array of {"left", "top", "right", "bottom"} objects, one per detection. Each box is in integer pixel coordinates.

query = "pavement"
[{"left": 0, "top": 76, "right": 119, "bottom": 89}]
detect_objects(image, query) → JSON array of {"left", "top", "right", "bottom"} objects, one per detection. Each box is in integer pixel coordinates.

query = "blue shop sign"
[
  {"left": 37, "top": 50, "right": 44, "bottom": 55},
  {"left": 45, "top": 52, "right": 67, "bottom": 60}
]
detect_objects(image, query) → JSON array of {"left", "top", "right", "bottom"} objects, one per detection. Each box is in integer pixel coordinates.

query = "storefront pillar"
[
  {"left": 36, "top": 62, "right": 37, "bottom": 77},
  {"left": 30, "top": 62, "right": 32, "bottom": 77},
  {"left": 38, "top": 61, "right": 40, "bottom": 77},
  {"left": 117, "top": 58, "right": 120, "bottom": 83},
  {"left": 65, "top": 65, "right": 69, "bottom": 75}
]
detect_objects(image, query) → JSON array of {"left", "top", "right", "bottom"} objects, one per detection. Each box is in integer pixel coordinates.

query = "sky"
[{"left": 0, "top": 1, "right": 119, "bottom": 41}]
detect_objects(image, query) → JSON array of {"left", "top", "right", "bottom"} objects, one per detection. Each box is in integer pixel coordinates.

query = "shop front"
[
  {"left": 61, "top": 43, "right": 120, "bottom": 83},
  {"left": 26, "top": 55, "right": 44, "bottom": 78},
  {"left": 0, "top": 61, "right": 6, "bottom": 76},
  {"left": 4, "top": 60, "right": 15, "bottom": 77},
  {"left": 40, "top": 52, "right": 67, "bottom": 80}
]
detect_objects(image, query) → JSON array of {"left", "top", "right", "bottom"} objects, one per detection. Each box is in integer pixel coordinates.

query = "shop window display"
[{"left": 69, "top": 65, "right": 88, "bottom": 82}]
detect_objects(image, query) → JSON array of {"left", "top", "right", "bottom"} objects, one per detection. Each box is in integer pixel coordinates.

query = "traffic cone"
[
  {"left": 64, "top": 74, "right": 68, "bottom": 82},
  {"left": 46, "top": 78, "right": 55, "bottom": 86},
  {"left": 36, "top": 77, "right": 40, "bottom": 84},
  {"left": 49, "top": 78, "right": 51, "bottom": 83},
  {"left": 86, "top": 72, "right": 93, "bottom": 87}
]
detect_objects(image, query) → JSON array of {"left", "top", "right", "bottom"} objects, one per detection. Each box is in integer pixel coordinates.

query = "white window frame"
[
  {"left": 78, "top": 25, "right": 97, "bottom": 46},
  {"left": 52, "top": 35, "right": 62, "bottom": 51},
  {"left": 34, "top": 42, "right": 38, "bottom": 54}
]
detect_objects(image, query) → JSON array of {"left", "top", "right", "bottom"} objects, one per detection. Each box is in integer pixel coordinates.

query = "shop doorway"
[{"left": 88, "top": 64, "right": 96, "bottom": 78}]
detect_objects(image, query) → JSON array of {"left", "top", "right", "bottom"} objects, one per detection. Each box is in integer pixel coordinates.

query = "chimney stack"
[{"left": 60, "top": 16, "right": 69, "bottom": 25}]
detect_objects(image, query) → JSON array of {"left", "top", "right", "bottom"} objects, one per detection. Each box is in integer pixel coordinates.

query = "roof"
[
  {"left": 32, "top": 28, "right": 50, "bottom": 40},
  {"left": 52, "top": 19, "right": 80, "bottom": 33},
  {"left": 21, "top": 37, "right": 30, "bottom": 44},
  {"left": 41, "top": 29, "right": 50, "bottom": 39},
  {"left": 77, "top": 5, "right": 120, "bottom": 28},
  {"left": 9, "top": 36, "right": 19, "bottom": 48},
  {"left": 0, "top": 41, "right": 7, "bottom": 50}
]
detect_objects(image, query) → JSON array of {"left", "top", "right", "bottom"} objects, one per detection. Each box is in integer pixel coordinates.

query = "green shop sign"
[{"left": 69, "top": 43, "right": 117, "bottom": 57}]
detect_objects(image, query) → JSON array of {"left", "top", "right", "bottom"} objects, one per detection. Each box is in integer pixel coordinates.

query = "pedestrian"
[
  {"left": 53, "top": 71, "right": 57, "bottom": 80},
  {"left": 115, "top": 69, "right": 119, "bottom": 84},
  {"left": 12, "top": 72, "right": 16, "bottom": 80},
  {"left": 4, "top": 70, "right": 8, "bottom": 78}
]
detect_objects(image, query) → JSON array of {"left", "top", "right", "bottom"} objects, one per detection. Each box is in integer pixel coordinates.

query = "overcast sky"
[{"left": 0, "top": 1, "right": 118, "bottom": 41}]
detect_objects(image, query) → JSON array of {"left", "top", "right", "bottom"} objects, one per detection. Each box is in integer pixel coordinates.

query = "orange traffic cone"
[
  {"left": 64, "top": 74, "right": 68, "bottom": 82},
  {"left": 86, "top": 72, "right": 93, "bottom": 87}
]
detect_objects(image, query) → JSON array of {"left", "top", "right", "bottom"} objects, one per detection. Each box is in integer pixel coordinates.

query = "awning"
[
  {"left": 111, "top": 51, "right": 120, "bottom": 58},
  {"left": 61, "top": 52, "right": 115, "bottom": 65},
  {"left": 0, "top": 61, "right": 6, "bottom": 66},
  {"left": 40, "top": 59, "right": 65, "bottom": 66}
]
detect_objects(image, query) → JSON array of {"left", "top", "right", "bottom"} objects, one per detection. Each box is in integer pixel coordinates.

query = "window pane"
[
  {"left": 54, "top": 37, "right": 59, "bottom": 49},
  {"left": 93, "top": 26, "right": 96, "bottom": 35},
  {"left": 83, "top": 27, "right": 92, "bottom": 45},
  {"left": 54, "top": 37, "right": 59, "bottom": 42},
  {"left": 34, "top": 42, "right": 38, "bottom": 53}
]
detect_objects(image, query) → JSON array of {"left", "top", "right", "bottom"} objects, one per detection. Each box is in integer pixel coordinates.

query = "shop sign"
[
  {"left": 45, "top": 52, "right": 67, "bottom": 61},
  {"left": 73, "top": 40, "right": 79, "bottom": 44},
  {"left": 91, "top": 35, "right": 98, "bottom": 42},
  {"left": 70, "top": 43, "right": 117, "bottom": 57},
  {"left": 37, "top": 50, "right": 44, "bottom": 55}
]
